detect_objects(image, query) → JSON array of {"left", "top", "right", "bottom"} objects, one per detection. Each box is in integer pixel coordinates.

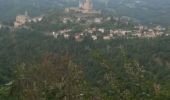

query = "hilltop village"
[
  {"left": 45, "top": 0, "right": 167, "bottom": 41},
  {"left": 0, "top": 0, "right": 168, "bottom": 41},
  {"left": 49, "top": 16, "right": 166, "bottom": 41}
]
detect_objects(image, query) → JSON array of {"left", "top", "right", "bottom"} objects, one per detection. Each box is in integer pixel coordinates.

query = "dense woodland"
[{"left": 0, "top": 22, "right": 170, "bottom": 99}]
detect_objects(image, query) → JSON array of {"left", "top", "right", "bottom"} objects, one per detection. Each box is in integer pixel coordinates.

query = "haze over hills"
[
  {"left": 0, "top": 0, "right": 170, "bottom": 25},
  {"left": 0, "top": 0, "right": 170, "bottom": 100},
  {"left": 99, "top": 0, "right": 170, "bottom": 25}
]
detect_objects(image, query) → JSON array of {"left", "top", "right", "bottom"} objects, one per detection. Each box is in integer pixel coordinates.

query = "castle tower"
[
  {"left": 65, "top": 0, "right": 100, "bottom": 14},
  {"left": 81, "top": 0, "right": 93, "bottom": 10}
]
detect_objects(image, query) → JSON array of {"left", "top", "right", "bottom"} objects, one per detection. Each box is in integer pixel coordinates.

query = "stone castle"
[
  {"left": 14, "top": 12, "right": 43, "bottom": 28},
  {"left": 65, "top": 0, "right": 100, "bottom": 14},
  {"left": 14, "top": 12, "right": 29, "bottom": 28}
]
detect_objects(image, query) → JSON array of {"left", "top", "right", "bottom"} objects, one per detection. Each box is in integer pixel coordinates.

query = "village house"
[
  {"left": 88, "top": 29, "right": 93, "bottom": 34},
  {"left": 103, "top": 36, "right": 111, "bottom": 40},
  {"left": 98, "top": 28, "right": 105, "bottom": 33},
  {"left": 92, "top": 28, "right": 97, "bottom": 31},
  {"left": 29, "top": 16, "right": 43, "bottom": 23},
  {"left": 80, "top": 33, "right": 84, "bottom": 36},
  {"left": 64, "top": 34, "right": 70, "bottom": 39},
  {"left": 59, "top": 29, "right": 72, "bottom": 34},
  {"left": 63, "top": 17, "right": 73, "bottom": 24},
  {"left": 52, "top": 32, "right": 59, "bottom": 39},
  {"left": 75, "top": 35, "right": 83, "bottom": 42},
  {"left": 132, "top": 33, "right": 142, "bottom": 37},
  {"left": 106, "top": 17, "right": 111, "bottom": 21},
  {"left": 154, "top": 26, "right": 166, "bottom": 31},
  {"left": 91, "top": 35, "right": 97, "bottom": 40},
  {"left": 76, "top": 17, "right": 81, "bottom": 22},
  {"left": 94, "top": 18, "right": 103, "bottom": 23},
  {"left": 109, "top": 33, "right": 114, "bottom": 37},
  {"left": 165, "top": 34, "right": 170, "bottom": 36}
]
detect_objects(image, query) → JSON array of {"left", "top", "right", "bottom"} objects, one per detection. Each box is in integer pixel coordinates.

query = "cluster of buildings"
[
  {"left": 8, "top": 0, "right": 168, "bottom": 41},
  {"left": 47, "top": 12, "right": 166, "bottom": 41},
  {"left": 48, "top": 23, "right": 166, "bottom": 41},
  {"left": 131, "top": 25, "right": 166, "bottom": 38},
  {"left": 61, "top": 17, "right": 104, "bottom": 26},
  {"left": 14, "top": 12, "right": 43, "bottom": 28},
  {"left": 61, "top": 16, "right": 109, "bottom": 25},
  {"left": 51, "top": 29, "right": 72, "bottom": 39}
]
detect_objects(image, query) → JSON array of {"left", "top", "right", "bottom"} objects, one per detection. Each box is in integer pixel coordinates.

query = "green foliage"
[{"left": 0, "top": 26, "right": 170, "bottom": 99}]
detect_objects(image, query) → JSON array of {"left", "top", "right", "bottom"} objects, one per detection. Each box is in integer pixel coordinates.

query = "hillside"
[
  {"left": 99, "top": 0, "right": 170, "bottom": 25},
  {"left": 0, "top": 17, "right": 170, "bottom": 99},
  {"left": 0, "top": 0, "right": 170, "bottom": 99},
  {"left": 1, "top": 0, "right": 170, "bottom": 25}
]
